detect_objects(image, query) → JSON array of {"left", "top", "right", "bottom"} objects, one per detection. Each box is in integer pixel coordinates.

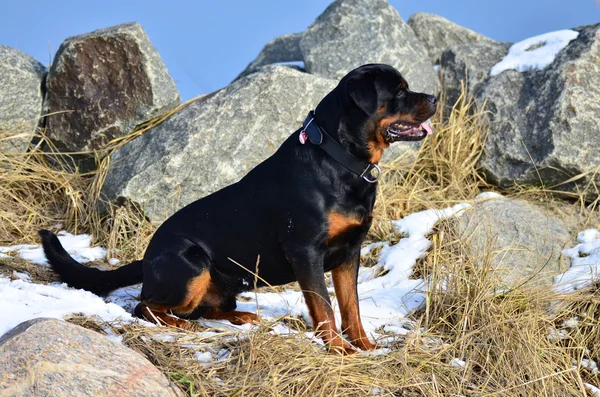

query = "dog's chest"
[{"left": 326, "top": 210, "right": 371, "bottom": 242}]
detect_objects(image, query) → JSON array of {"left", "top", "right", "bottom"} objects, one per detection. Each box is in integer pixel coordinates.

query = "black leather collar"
[{"left": 300, "top": 111, "right": 381, "bottom": 183}]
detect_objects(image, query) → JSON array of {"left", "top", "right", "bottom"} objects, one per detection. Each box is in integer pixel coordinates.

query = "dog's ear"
[{"left": 346, "top": 73, "right": 379, "bottom": 116}]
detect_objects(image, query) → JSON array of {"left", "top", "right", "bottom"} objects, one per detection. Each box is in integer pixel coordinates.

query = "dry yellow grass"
[{"left": 1, "top": 89, "right": 600, "bottom": 396}]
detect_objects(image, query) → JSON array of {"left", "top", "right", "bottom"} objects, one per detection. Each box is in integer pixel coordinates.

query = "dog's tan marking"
[
  {"left": 203, "top": 308, "right": 260, "bottom": 325},
  {"left": 177, "top": 271, "right": 213, "bottom": 314},
  {"left": 327, "top": 211, "right": 363, "bottom": 241},
  {"left": 138, "top": 303, "right": 193, "bottom": 329}
]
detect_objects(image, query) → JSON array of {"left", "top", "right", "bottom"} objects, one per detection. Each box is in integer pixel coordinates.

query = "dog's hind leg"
[
  {"left": 203, "top": 308, "right": 259, "bottom": 325},
  {"left": 135, "top": 267, "right": 214, "bottom": 329}
]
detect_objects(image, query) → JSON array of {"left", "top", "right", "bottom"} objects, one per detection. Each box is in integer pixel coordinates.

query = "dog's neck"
[
  {"left": 302, "top": 111, "right": 381, "bottom": 183},
  {"left": 313, "top": 109, "right": 372, "bottom": 163}
]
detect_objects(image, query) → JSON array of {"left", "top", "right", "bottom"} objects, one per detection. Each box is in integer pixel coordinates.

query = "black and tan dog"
[{"left": 40, "top": 64, "right": 436, "bottom": 354}]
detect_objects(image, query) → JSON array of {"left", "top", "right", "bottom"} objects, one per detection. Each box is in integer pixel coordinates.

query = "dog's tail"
[{"left": 38, "top": 229, "right": 143, "bottom": 295}]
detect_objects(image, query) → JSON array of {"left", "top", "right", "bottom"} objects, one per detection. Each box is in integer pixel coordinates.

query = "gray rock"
[
  {"left": 0, "top": 318, "right": 183, "bottom": 397},
  {"left": 475, "top": 24, "right": 600, "bottom": 192},
  {"left": 408, "top": 13, "right": 495, "bottom": 63},
  {"left": 456, "top": 197, "right": 572, "bottom": 287},
  {"left": 45, "top": 22, "right": 180, "bottom": 151},
  {"left": 102, "top": 66, "right": 337, "bottom": 220},
  {"left": 236, "top": 33, "right": 304, "bottom": 80},
  {"left": 299, "top": 0, "right": 440, "bottom": 95},
  {"left": 440, "top": 41, "right": 510, "bottom": 108},
  {"left": 0, "top": 45, "right": 46, "bottom": 152}
]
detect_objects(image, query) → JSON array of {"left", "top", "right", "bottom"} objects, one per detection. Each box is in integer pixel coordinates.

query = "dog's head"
[{"left": 315, "top": 64, "right": 437, "bottom": 163}]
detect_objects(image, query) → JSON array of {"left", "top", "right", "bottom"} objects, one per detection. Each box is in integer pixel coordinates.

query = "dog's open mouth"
[{"left": 386, "top": 121, "right": 433, "bottom": 142}]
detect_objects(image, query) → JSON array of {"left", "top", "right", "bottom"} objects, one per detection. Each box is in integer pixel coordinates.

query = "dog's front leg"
[
  {"left": 331, "top": 258, "right": 376, "bottom": 351},
  {"left": 291, "top": 255, "right": 355, "bottom": 354}
]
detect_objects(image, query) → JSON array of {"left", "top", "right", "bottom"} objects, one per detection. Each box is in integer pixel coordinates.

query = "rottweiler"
[{"left": 39, "top": 63, "right": 437, "bottom": 354}]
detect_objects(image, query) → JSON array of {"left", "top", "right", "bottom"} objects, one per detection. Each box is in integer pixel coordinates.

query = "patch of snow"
[
  {"left": 105, "top": 284, "right": 142, "bottom": 314},
  {"left": 0, "top": 231, "right": 106, "bottom": 266},
  {"left": 586, "top": 383, "right": 600, "bottom": 397},
  {"left": 0, "top": 277, "right": 133, "bottom": 337},
  {"left": 382, "top": 324, "right": 412, "bottom": 336},
  {"left": 12, "top": 271, "right": 30, "bottom": 281},
  {"left": 475, "top": 191, "right": 503, "bottom": 200},
  {"left": 194, "top": 351, "right": 213, "bottom": 363},
  {"left": 274, "top": 61, "right": 305, "bottom": 68},
  {"left": 555, "top": 228, "right": 600, "bottom": 292},
  {"left": 362, "top": 348, "right": 391, "bottom": 357},
  {"left": 578, "top": 358, "right": 599, "bottom": 374},
  {"left": 108, "top": 258, "right": 120, "bottom": 266},
  {"left": 450, "top": 358, "right": 466, "bottom": 368},
  {"left": 547, "top": 326, "right": 568, "bottom": 341},
  {"left": 152, "top": 333, "right": 177, "bottom": 342},
  {"left": 490, "top": 29, "right": 579, "bottom": 76},
  {"left": 217, "top": 348, "right": 231, "bottom": 361},
  {"left": 433, "top": 64, "right": 440, "bottom": 72},
  {"left": 360, "top": 241, "right": 389, "bottom": 257},
  {"left": 563, "top": 317, "right": 579, "bottom": 329}
]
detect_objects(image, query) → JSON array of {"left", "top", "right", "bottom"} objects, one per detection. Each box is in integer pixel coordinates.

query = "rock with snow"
[
  {"left": 0, "top": 318, "right": 183, "bottom": 396},
  {"left": 102, "top": 66, "right": 337, "bottom": 220},
  {"left": 475, "top": 24, "right": 600, "bottom": 192},
  {"left": 0, "top": 45, "right": 46, "bottom": 152},
  {"left": 440, "top": 41, "right": 511, "bottom": 108},
  {"left": 490, "top": 30, "right": 580, "bottom": 76},
  {"left": 45, "top": 22, "right": 180, "bottom": 151},
  {"left": 235, "top": 32, "right": 304, "bottom": 80},
  {"left": 299, "top": 0, "right": 440, "bottom": 95},
  {"left": 407, "top": 12, "right": 495, "bottom": 63},
  {"left": 456, "top": 198, "right": 572, "bottom": 287}
]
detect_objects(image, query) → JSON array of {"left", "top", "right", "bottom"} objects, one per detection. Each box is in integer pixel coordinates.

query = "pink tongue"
[{"left": 420, "top": 122, "right": 433, "bottom": 136}]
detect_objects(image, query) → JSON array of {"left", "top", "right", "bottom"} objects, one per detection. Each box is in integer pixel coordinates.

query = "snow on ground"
[
  {"left": 0, "top": 231, "right": 107, "bottom": 266},
  {"left": 555, "top": 229, "right": 600, "bottom": 293},
  {"left": 0, "top": 277, "right": 133, "bottom": 337},
  {"left": 490, "top": 29, "right": 579, "bottom": 76}
]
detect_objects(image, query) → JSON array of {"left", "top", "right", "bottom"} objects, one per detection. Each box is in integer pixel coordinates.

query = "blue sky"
[{"left": 1, "top": 1, "right": 598, "bottom": 100}]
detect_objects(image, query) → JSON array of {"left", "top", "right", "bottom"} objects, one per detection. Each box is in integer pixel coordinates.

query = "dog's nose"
[{"left": 427, "top": 95, "right": 437, "bottom": 106}]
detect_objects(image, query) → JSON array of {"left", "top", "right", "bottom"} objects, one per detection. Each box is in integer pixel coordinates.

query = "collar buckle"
[{"left": 360, "top": 163, "right": 381, "bottom": 183}]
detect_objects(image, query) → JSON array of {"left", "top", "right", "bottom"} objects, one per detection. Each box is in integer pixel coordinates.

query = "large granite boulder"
[
  {"left": 299, "top": 0, "right": 440, "bottom": 95},
  {"left": 236, "top": 33, "right": 304, "bottom": 80},
  {"left": 0, "top": 318, "right": 183, "bottom": 397},
  {"left": 0, "top": 45, "right": 46, "bottom": 152},
  {"left": 474, "top": 24, "right": 600, "bottom": 191},
  {"left": 456, "top": 197, "right": 572, "bottom": 287},
  {"left": 408, "top": 13, "right": 495, "bottom": 64},
  {"left": 45, "top": 22, "right": 180, "bottom": 151},
  {"left": 440, "top": 41, "right": 511, "bottom": 108},
  {"left": 102, "top": 66, "right": 336, "bottom": 220}
]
